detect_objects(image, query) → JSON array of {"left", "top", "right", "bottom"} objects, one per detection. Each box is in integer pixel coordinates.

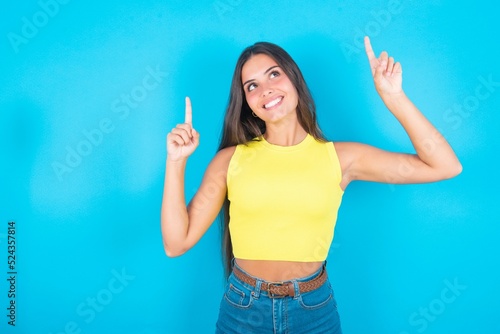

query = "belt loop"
[
  {"left": 292, "top": 280, "right": 300, "bottom": 297},
  {"left": 253, "top": 279, "right": 262, "bottom": 298}
]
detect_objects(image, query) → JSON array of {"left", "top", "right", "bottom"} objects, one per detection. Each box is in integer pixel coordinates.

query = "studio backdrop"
[{"left": 1, "top": 0, "right": 499, "bottom": 333}]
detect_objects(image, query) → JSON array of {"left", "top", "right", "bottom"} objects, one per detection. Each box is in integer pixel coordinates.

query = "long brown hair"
[{"left": 217, "top": 42, "right": 327, "bottom": 277}]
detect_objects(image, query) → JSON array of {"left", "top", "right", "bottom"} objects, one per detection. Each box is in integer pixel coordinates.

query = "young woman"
[{"left": 161, "top": 36, "right": 462, "bottom": 333}]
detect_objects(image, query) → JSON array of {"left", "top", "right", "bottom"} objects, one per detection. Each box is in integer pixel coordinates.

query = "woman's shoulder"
[
  {"left": 211, "top": 145, "right": 237, "bottom": 167},
  {"left": 202, "top": 146, "right": 237, "bottom": 181},
  {"left": 212, "top": 139, "right": 262, "bottom": 170},
  {"left": 216, "top": 138, "right": 260, "bottom": 157},
  {"left": 218, "top": 145, "right": 237, "bottom": 157},
  {"left": 329, "top": 141, "right": 353, "bottom": 160}
]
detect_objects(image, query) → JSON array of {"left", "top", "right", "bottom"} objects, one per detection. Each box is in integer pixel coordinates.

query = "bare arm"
[
  {"left": 337, "top": 37, "right": 462, "bottom": 189},
  {"left": 161, "top": 148, "right": 234, "bottom": 257},
  {"left": 160, "top": 97, "right": 234, "bottom": 257}
]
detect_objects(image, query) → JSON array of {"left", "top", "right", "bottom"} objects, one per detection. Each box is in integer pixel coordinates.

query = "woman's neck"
[{"left": 263, "top": 120, "right": 308, "bottom": 146}]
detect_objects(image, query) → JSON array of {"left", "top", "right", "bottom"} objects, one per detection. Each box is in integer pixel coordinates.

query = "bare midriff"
[{"left": 235, "top": 258, "right": 324, "bottom": 282}]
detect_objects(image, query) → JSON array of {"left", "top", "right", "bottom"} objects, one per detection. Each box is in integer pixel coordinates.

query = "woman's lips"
[{"left": 263, "top": 96, "right": 283, "bottom": 109}]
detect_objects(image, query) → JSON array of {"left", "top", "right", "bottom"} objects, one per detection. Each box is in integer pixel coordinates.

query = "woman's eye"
[
  {"left": 247, "top": 83, "right": 256, "bottom": 92},
  {"left": 270, "top": 71, "right": 280, "bottom": 78}
]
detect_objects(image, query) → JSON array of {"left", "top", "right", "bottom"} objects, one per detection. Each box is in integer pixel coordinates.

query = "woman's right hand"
[{"left": 166, "top": 97, "right": 200, "bottom": 162}]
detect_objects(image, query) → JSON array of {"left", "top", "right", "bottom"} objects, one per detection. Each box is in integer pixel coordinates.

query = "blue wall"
[{"left": 1, "top": 0, "right": 499, "bottom": 333}]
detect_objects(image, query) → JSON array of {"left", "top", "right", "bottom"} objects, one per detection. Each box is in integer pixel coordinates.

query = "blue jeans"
[{"left": 215, "top": 261, "right": 342, "bottom": 334}]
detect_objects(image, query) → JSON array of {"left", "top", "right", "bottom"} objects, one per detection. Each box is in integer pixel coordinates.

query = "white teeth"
[{"left": 264, "top": 97, "right": 282, "bottom": 109}]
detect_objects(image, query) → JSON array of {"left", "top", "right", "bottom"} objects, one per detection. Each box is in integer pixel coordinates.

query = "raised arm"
[
  {"left": 336, "top": 37, "right": 462, "bottom": 189},
  {"left": 161, "top": 97, "right": 234, "bottom": 257}
]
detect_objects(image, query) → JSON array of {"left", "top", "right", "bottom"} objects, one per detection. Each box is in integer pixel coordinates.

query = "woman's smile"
[{"left": 263, "top": 95, "right": 283, "bottom": 109}]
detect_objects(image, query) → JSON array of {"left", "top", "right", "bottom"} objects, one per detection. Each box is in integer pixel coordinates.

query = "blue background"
[{"left": 1, "top": 0, "right": 499, "bottom": 333}]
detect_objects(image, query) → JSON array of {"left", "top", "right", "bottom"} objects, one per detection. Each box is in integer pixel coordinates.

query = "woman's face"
[{"left": 241, "top": 54, "right": 299, "bottom": 124}]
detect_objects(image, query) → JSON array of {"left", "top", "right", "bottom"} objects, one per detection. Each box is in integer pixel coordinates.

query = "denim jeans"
[{"left": 215, "top": 261, "right": 342, "bottom": 334}]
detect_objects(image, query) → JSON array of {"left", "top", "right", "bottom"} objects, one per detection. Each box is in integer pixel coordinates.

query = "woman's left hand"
[{"left": 364, "top": 36, "right": 403, "bottom": 97}]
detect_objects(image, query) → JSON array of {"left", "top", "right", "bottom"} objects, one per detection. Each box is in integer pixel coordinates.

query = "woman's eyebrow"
[{"left": 242, "top": 65, "right": 280, "bottom": 87}]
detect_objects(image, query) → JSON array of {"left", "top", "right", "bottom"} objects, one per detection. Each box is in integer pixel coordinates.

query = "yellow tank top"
[{"left": 227, "top": 133, "right": 344, "bottom": 262}]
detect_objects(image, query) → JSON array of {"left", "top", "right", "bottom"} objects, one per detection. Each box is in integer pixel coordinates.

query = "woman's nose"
[{"left": 261, "top": 85, "right": 273, "bottom": 97}]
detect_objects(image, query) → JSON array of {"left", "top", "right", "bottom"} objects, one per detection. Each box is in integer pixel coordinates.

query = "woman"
[{"left": 161, "top": 36, "right": 462, "bottom": 333}]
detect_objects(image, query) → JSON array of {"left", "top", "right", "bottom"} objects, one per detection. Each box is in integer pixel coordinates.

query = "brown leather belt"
[{"left": 232, "top": 265, "right": 327, "bottom": 298}]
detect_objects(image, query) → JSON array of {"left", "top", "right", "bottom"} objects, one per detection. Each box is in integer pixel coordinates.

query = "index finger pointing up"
[
  {"left": 185, "top": 96, "right": 192, "bottom": 125},
  {"left": 364, "top": 36, "right": 376, "bottom": 61}
]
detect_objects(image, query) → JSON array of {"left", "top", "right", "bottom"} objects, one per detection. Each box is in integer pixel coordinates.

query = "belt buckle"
[{"left": 267, "top": 281, "right": 286, "bottom": 298}]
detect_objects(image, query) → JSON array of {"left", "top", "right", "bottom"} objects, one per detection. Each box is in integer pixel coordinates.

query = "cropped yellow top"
[{"left": 227, "top": 133, "right": 344, "bottom": 262}]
